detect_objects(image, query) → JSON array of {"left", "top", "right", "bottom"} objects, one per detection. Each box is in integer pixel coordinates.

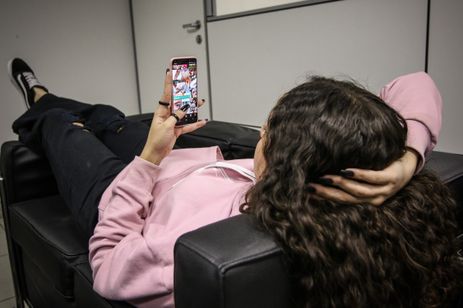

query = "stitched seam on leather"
[
  {"left": 445, "top": 174, "right": 463, "bottom": 183},
  {"left": 176, "top": 238, "right": 282, "bottom": 273},
  {"left": 184, "top": 134, "right": 232, "bottom": 144},
  {"left": 217, "top": 248, "right": 282, "bottom": 273}
]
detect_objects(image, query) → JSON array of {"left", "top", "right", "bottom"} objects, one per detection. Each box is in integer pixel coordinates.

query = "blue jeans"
[{"left": 12, "top": 94, "right": 149, "bottom": 238}]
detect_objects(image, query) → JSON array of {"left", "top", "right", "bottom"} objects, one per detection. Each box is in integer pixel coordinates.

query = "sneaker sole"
[{"left": 7, "top": 58, "right": 29, "bottom": 109}]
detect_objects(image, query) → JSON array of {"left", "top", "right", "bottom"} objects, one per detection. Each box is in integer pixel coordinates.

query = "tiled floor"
[{"left": 0, "top": 215, "right": 17, "bottom": 308}]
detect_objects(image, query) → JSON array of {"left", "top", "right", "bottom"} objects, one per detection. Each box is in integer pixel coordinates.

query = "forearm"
[{"left": 405, "top": 121, "right": 430, "bottom": 170}]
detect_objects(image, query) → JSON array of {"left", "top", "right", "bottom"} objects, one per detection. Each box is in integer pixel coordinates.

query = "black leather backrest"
[
  {"left": 127, "top": 114, "right": 261, "bottom": 159},
  {"left": 175, "top": 120, "right": 259, "bottom": 159},
  {"left": 425, "top": 151, "right": 463, "bottom": 229}
]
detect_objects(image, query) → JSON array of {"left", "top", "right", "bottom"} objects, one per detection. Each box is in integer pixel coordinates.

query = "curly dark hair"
[{"left": 241, "top": 76, "right": 462, "bottom": 307}]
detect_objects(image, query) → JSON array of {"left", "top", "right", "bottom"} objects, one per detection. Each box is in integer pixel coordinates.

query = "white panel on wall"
[
  {"left": 0, "top": 0, "right": 138, "bottom": 146},
  {"left": 208, "top": 0, "right": 427, "bottom": 126},
  {"left": 216, "top": 0, "right": 305, "bottom": 16},
  {"left": 428, "top": 0, "right": 463, "bottom": 154}
]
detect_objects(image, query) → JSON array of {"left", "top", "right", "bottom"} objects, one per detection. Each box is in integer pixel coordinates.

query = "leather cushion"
[{"left": 9, "top": 195, "right": 88, "bottom": 298}]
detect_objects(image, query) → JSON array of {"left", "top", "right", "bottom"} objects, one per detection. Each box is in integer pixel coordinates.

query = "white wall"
[
  {"left": 0, "top": 0, "right": 138, "bottom": 146},
  {"left": 208, "top": 0, "right": 427, "bottom": 126},
  {"left": 1, "top": 0, "right": 461, "bottom": 155},
  {"left": 428, "top": 0, "right": 463, "bottom": 154}
]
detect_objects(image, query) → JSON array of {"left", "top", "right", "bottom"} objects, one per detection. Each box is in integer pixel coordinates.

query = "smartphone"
[{"left": 171, "top": 57, "right": 198, "bottom": 126}]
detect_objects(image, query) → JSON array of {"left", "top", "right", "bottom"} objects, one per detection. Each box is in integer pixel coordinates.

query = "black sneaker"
[{"left": 8, "top": 58, "right": 48, "bottom": 108}]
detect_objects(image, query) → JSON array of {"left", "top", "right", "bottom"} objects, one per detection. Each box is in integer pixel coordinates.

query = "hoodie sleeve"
[
  {"left": 379, "top": 72, "right": 442, "bottom": 171},
  {"left": 88, "top": 146, "right": 224, "bottom": 301},
  {"left": 88, "top": 156, "right": 170, "bottom": 300}
]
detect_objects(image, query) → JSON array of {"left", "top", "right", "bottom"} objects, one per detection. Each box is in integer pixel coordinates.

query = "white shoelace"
[{"left": 22, "top": 72, "right": 41, "bottom": 88}]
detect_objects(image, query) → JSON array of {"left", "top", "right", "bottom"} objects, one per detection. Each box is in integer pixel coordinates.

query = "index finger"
[
  {"left": 311, "top": 183, "right": 385, "bottom": 206},
  {"left": 341, "top": 168, "right": 392, "bottom": 185},
  {"left": 156, "top": 70, "right": 173, "bottom": 119},
  {"left": 161, "top": 70, "right": 172, "bottom": 102},
  {"left": 310, "top": 183, "right": 364, "bottom": 204},
  {"left": 321, "top": 175, "right": 392, "bottom": 198}
]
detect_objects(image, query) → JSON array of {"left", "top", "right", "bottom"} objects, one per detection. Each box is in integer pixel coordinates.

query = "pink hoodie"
[{"left": 89, "top": 72, "right": 442, "bottom": 307}]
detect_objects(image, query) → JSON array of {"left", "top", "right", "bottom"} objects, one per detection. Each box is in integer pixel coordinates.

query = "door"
[{"left": 131, "top": 0, "right": 210, "bottom": 119}]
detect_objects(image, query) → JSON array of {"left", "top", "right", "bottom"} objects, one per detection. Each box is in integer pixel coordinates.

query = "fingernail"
[
  {"left": 339, "top": 170, "right": 354, "bottom": 178},
  {"left": 307, "top": 185, "right": 316, "bottom": 193},
  {"left": 317, "top": 178, "right": 333, "bottom": 186},
  {"left": 180, "top": 104, "right": 190, "bottom": 111},
  {"left": 166, "top": 68, "right": 170, "bottom": 74},
  {"left": 204, "top": 118, "right": 209, "bottom": 122}
]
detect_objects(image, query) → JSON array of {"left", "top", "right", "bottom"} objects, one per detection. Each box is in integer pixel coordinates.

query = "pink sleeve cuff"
[
  {"left": 406, "top": 120, "right": 431, "bottom": 172},
  {"left": 134, "top": 155, "right": 161, "bottom": 170},
  {"left": 128, "top": 156, "right": 162, "bottom": 187}
]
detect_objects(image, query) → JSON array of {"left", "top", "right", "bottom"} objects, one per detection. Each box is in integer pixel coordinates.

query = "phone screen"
[{"left": 171, "top": 58, "right": 198, "bottom": 125}]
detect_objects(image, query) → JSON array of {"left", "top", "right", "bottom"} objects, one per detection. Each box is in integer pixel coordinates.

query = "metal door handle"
[{"left": 182, "top": 20, "right": 201, "bottom": 33}]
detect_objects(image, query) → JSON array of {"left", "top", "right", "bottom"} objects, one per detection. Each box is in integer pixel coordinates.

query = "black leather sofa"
[{"left": 1, "top": 115, "right": 462, "bottom": 308}]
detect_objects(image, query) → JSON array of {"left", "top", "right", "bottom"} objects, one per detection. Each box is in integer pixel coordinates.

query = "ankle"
[{"left": 33, "top": 87, "right": 47, "bottom": 103}]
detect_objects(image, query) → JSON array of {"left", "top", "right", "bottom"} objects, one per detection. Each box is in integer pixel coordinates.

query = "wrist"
[
  {"left": 140, "top": 147, "right": 163, "bottom": 165},
  {"left": 405, "top": 148, "right": 420, "bottom": 174}
]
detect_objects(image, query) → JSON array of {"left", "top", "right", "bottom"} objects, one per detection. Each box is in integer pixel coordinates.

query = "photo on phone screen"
[{"left": 171, "top": 57, "right": 198, "bottom": 126}]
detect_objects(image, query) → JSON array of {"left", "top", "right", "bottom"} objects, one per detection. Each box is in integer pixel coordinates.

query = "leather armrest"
[
  {"left": 174, "top": 215, "right": 292, "bottom": 308},
  {"left": 1, "top": 141, "right": 58, "bottom": 205}
]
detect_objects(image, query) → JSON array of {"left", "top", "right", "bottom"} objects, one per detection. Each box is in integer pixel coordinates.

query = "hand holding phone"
[
  {"left": 171, "top": 57, "right": 198, "bottom": 126},
  {"left": 140, "top": 66, "right": 206, "bottom": 165}
]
